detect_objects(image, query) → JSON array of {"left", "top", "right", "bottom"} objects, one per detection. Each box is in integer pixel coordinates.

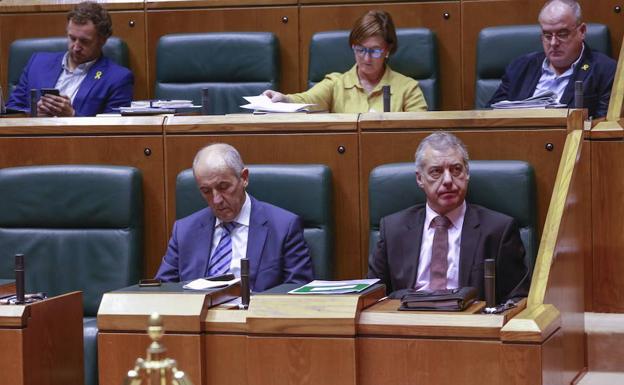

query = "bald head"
[
  {"left": 538, "top": 0, "right": 581, "bottom": 25},
  {"left": 193, "top": 143, "right": 245, "bottom": 177}
]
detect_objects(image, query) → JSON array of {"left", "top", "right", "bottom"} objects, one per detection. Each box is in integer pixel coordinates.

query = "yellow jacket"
[{"left": 288, "top": 65, "right": 428, "bottom": 113}]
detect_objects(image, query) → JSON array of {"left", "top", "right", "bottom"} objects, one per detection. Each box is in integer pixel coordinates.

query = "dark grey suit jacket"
[{"left": 367, "top": 203, "right": 530, "bottom": 302}]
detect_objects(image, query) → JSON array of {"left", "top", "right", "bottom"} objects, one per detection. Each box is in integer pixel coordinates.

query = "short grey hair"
[
  {"left": 414, "top": 132, "right": 470, "bottom": 173},
  {"left": 539, "top": 0, "right": 582, "bottom": 25},
  {"left": 192, "top": 143, "right": 245, "bottom": 178}
]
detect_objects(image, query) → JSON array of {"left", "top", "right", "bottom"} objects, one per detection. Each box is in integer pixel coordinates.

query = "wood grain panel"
[
  {"left": 358, "top": 337, "right": 503, "bottom": 385},
  {"left": 500, "top": 341, "right": 544, "bottom": 385},
  {"left": 0, "top": 1, "right": 142, "bottom": 12},
  {"left": 0, "top": 135, "right": 167, "bottom": 278},
  {"left": 165, "top": 133, "right": 361, "bottom": 279},
  {"left": 98, "top": 333, "right": 203, "bottom": 385},
  {"left": 591, "top": 140, "right": 624, "bottom": 312},
  {"left": 145, "top": 7, "right": 299, "bottom": 96},
  {"left": 0, "top": 292, "right": 83, "bottom": 385},
  {"left": 299, "top": 2, "right": 461, "bottom": 110},
  {"left": 359, "top": 129, "right": 566, "bottom": 275},
  {"left": 461, "top": 0, "right": 623, "bottom": 110},
  {"left": 204, "top": 334, "right": 248, "bottom": 385},
  {"left": 0, "top": 10, "right": 149, "bottom": 100},
  {"left": 248, "top": 336, "right": 357, "bottom": 385},
  {"left": 147, "top": 0, "right": 296, "bottom": 8}
]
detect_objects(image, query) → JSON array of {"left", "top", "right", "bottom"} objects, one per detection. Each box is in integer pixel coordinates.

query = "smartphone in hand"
[{"left": 40, "top": 88, "right": 60, "bottom": 97}]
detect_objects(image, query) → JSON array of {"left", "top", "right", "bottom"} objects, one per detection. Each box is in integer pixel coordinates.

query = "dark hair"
[
  {"left": 67, "top": 1, "right": 113, "bottom": 39},
  {"left": 349, "top": 10, "right": 398, "bottom": 55}
]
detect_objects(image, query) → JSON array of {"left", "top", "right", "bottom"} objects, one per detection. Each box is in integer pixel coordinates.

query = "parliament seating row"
[
  {"left": 5, "top": 23, "right": 612, "bottom": 114},
  {"left": 0, "top": 158, "right": 537, "bottom": 385}
]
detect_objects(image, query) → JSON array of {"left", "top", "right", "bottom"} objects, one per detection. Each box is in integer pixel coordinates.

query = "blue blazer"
[
  {"left": 489, "top": 44, "right": 616, "bottom": 118},
  {"left": 156, "top": 196, "right": 314, "bottom": 292},
  {"left": 6, "top": 51, "right": 133, "bottom": 116}
]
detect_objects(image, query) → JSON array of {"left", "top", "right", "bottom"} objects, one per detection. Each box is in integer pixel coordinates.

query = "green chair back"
[
  {"left": 155, "top": 32, "right": 279, "bottom": 114},
  {"left": 176, "top": 164, "right": 333, "bottom": 279},
  {"left": 308, "top": 28, "right": 439, "bottom": 110}
]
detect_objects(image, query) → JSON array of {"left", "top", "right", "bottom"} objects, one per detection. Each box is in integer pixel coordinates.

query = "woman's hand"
[{"left": 262, "top": 90, "right": 291, "bottom": 103}]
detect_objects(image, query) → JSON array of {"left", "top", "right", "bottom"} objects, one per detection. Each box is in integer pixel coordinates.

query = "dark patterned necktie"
[
  {"left": 430, "top": 215, "right": 451, "bottom": 290},
  {"left": 207, "top": 222, "right": 236, "bottom": 277}
]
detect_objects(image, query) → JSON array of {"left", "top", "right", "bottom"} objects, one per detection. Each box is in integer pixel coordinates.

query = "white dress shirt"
[
  {"left": 54, "top": 52, "right": 97, "bottom": 103},
  {"left": 209, "top": 192, "right": 251, "bottom": 277},
  {"left": 532, "top": 43, "right": 585, "bottom": 103},
  {"left": 414, "top": 201, "right": 466, "bottom": 291}
]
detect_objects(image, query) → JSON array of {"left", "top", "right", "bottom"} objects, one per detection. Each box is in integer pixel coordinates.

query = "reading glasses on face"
[
  {"left": 541, "top": 26, "right": 579, "bottom": 43},
  {"left": 352, "top": 45, "right": 385, "bottom": 58}
]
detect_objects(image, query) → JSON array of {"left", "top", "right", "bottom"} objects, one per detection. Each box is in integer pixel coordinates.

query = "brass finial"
[{"left": 123, "top": 313, "right": 194, "bottom": 385}]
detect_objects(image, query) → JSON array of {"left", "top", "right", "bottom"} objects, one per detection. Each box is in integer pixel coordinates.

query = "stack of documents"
[
  {"left": 118, "top": 100, "right": 199, "bottom": 115},
  {"left": 240, "top": 94, "right": 316, "bottom": 113},
  {"left": 183, "top": 277, "right": 240, "bottom": 290},
  {"left": 491, "top": 91, "right": 566, "bottom": 109},
  {"left": 288, "top": 279, "right": 379, "bottom": 294}
]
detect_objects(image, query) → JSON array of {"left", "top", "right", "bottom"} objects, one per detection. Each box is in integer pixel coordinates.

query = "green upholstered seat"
[
  {"left": 176, "top": 164, "right": 333, "bottom": 279},
  {"left": 0, "top": 165, "right": 143, "bottom": 385},
  {"left": 368, "top": 161, "right": 537, "bottom": 270},
  {"left": 475, "top": 23, "right": 611, "bottom": 108},
  {"left": 7, "top": 36, "right": 130, "bottom": 96},
  {"left": 155, "top": 32, "right": 279, "bottom": 115},
  {"left": 308, "top": 28, "right": 439, "bottom": 110}
]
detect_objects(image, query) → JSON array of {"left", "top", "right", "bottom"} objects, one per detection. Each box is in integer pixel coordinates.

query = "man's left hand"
[{"left": 38, "top": 94, "right": 75, "bottom": 117}]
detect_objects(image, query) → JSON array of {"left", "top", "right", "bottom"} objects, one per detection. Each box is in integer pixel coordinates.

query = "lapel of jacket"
[
  {"left": 459, "top": 204, "right": 480, "bottom": 286},
  {"left": 560, "top": 45, "right": 593, "bottom": 106},
  {"left": 43, "top": 53, "right": 65, "bottom": 88},
  {"left": 406, "top": 206, "right": 426, "bottom": 288},
  {"left": 72, "top": 56, "right": 106, "bottom": 113},
  {"left": 195, "top": 209, "right": 216, "bottom": 278},
  {"left": 246, "top": 196, "right": 268, "bottom": 289},
  {"left": 520, "top": 54, "right": 546, "bottom": 100}
]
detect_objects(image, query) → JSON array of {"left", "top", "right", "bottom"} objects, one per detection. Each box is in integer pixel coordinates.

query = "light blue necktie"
[{"left": 207, "top": 222, "right": 236, "bottom": 277}]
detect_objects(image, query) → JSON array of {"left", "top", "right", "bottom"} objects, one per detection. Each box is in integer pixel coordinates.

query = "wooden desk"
[
  {"left": 97, "top": 282, "right": 240, "bottom": 385},
  {"left": 0, "top": 291, "right": 83, "bottom": 385}
]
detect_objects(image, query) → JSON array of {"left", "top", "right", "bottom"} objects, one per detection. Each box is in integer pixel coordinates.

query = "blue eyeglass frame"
[{"left": 352, "top": 45, "right": 385, "bottom": 58}]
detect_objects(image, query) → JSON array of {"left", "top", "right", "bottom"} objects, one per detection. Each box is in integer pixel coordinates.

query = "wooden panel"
[
  {"left": 165, "top": 132, "right": 361, "bottom": 279},
  {"left": 358, "top": 337, "right": 504, "bottom": 385},
  {"left": 461, "top": 0, "right": 623, "bottom": 110},
  {"left": 500, "top": 341, "right": 544, "bottom": 385},
  {"left": 145, "top": 7, "right": 299, "bottom": 96},
  {"left": 359, "top": 128, "right": 566, "bottom": 275},
  {"left": 248, "top": 336, "right": 356, "bottom": 385},
  {"left": 0, "top": 135, "right": 167, "bottom": 278},
  {"left": 0, "top": 11, "right": 149, "bottom": 100},
  {"left": 0, "top": 1, "right": 142, "bottom": 13},
  {"left": 98, "top": 333, "right": 203, "bottom": 385},
  {"left": 299, "top": 2, "right": 461, "bottom": 110},
  {"left": 591, "top": 140, "right": 624, "bottom": 312},
  {"left": 204, "top": 334, "right": 248, "bottom": 385},
  {"left": 147, "top": 0, "right": 296, "bottom": 8},
  {"left": 0, "top": 292, "right": 83, "bottom": 385}
]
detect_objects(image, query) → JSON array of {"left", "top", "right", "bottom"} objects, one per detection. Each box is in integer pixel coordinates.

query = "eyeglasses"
[
  {"left": 352, "top": 45, "right": 385, "bottom": 59},
  {"left": 541, "top": 26, "right": 579, "bottom": 43}
]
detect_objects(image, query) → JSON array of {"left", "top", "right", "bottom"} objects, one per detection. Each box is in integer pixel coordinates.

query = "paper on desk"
[
  {"left": 288, "top": 279, "right": 379, "bottom": 294},
  {"left": 240, "top": 94, "right": 316, "bottom": 113},
  {"left": 183, "top": 277, "right": 240, "bottom": 290},
  {"left": 491, "top": 90, "right": 566, "bottom": 109}
]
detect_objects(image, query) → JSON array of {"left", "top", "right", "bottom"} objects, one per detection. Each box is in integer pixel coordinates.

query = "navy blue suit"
[
  {"left": 156, "top": 195, "right": 314, "bottom": 292},
  {"left": 6, "top": 52, "right": 133, "bottom": 116},
  {"left": 367, "top": 203, "right": 530, "bottom": 302},
  {"left": 489, "top": 45, "right": 616, "bottom": 118}
]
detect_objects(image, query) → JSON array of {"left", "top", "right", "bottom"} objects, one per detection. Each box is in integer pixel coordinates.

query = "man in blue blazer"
[
  {"left": 6, "top": 1, "right": 133, "bottom": 117},
  {"left": 156, "top": 143, "right": 314, "bottom": 292},
  {"left": 489, "top": 0, "right": 616, "bottom": 118}
]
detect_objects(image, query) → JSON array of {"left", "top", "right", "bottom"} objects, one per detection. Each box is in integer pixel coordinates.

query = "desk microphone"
[
  {"left": 29, "top": 89, "right": 38, "bottom": 117},
  {"left": 240, "top": 258, "right": 250, "bottom": 309},
  {"left": 574, "top": 80, "right": 583, "bottom": 109},
  {"left": 484, "top": 258, "right": 496, "bottom": 308},
  {"left": 382, "top": 86, "right": 391, "bottom": 112},
  {"left": 15, "top": 254, "right": 25, "bottom": 304}
]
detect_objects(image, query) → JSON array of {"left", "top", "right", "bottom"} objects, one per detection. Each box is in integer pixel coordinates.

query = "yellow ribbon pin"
[
  {"left": 581, "top": 64, "right": 589, "bottom": 71},
  {"left": 94, "top": 71, "right": 102, "bottom": 79}
]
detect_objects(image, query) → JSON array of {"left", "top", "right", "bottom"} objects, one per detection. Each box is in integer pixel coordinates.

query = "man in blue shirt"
[
  {"left": 489, "top": 0, "right": 616, "bottom": 118},
  {"left": 6, "top": 1, "right": 133, "bottom": 117}
]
